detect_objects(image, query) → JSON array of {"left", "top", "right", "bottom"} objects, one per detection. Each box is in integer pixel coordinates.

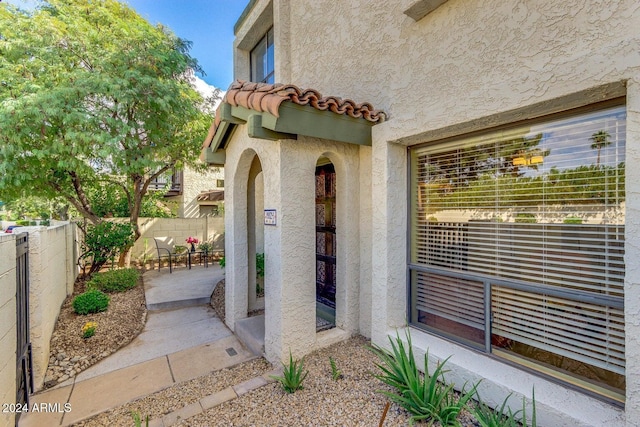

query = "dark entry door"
[
  {"left": 315, "top": 164, "right": 336, "bottom": 309},
  {"left": 15, "top": 233, "right": 33, "bottom": 420}
]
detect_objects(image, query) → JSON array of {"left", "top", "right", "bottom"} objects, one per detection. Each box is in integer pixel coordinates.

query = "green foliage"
[
  {"left": 219, "top": 256, "right": 225, "bottom": 268},
  {"left": 197, "top": 241, "right": 213, "bottom": 253},
  {"left": 87, "top": 268, "right": 139, "bottom": 293},
  {"left": 514, "top": 213, "right": 537, "bottom": 223},
  {"left": 83, "top": 183, "right": 172, "bottom": 219},
  {"left": 81, "top": 222, "right": 135, "bottom": 275},
  {"left": 15, "top": 220, "right": 36, "bottom": 226},
  {"left": 81, "top": 321, "right": 97, "bottom": 339},
  {"left": 563, "top": 216, "right": 583, "bottom": 224},
  {"left": 0, "top": 0, "right": 216, "bottom": 228},
  {"left": 131, "top": 411, "right": 149, "bottom": 427},
  {"left": 425, "top": 162, "right": 625, "bottom": 214},
  {"left": 329, "top": 356, "right": 342, "bottom": 381},
  {"left": 174, "top": 245, "right": 187, "bottom": 254},
  {"left": 370, "top": 331, "right": 478, "bottom": 426},
  {"left": 255, "top": 253, "right": 265, "bottom": 295},
  {"left": 73, "top": 289, "right": 110, "bottom": 315},
  {"left": 3, "top": 196, "right": 68, "bottom": 221},
  {"left": 472, "top": 390, "right": 537, "bottom": 427},
  {"left": 271, "top": 351, "right": 309, "bottom": 394},
  {"left": 256, "top": 253, "right": 265, "bottom": 278}
]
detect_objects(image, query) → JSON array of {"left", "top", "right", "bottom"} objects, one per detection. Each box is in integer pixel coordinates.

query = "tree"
[
  {"left": 590, "top": 130, "right": 612, "bottom": 167},
  {"left": 0, "top": 0, "right": 215, "bottom": 240}
]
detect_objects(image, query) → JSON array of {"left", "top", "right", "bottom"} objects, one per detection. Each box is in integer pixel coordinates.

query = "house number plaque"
[{"left": 264, "top": 209, "right": 277, "bottom": 225}]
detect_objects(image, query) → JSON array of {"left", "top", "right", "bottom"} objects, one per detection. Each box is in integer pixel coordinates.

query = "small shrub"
[
  {"left": 197, "top": 241, "right": 213, "bottom": 253},
  {"left": 370, "top": 331, "right": 478, "bottom": 426},
  {"left": 271, "top": 350, "right": 308, "bottom": 393},
  {"left": 472, "top": 389, "right": 537, "bottom": 427},
  {"left": 80, "top": 222, "right": 135, "bottom": 275},
  {"left": 87, "top": 268, "right": 139, "bottom": 293},
  {"left": 219, "top": 256, "right": 225, "bottom": 268},
  {"left": 256, "top": 253, "right": 265, "bottom": 278},
  {"left": 73, "top": 289, "right": 110, "bottom": 315},
  {"left": 81, "top": 321, "right": 97, "bottom": 339},
  {"left": 329, "top": 356, "right": 342, "bottom": 380}
]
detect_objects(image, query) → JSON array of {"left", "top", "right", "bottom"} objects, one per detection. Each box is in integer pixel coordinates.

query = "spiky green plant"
[
  {"left": 329, "top": 356, "right": 342, "bottom": 380},
  {"left": 370, "top": 331, "right": 478, "bottom": 426},
  {"left": 271, "top": 350, "right": 308, "bottom": 393},
  {"left": 131, "top": 411, "right": 149, "bottom": 427},
  {"left": 472, "top": 389, "right": 537, "bottom": 427}
]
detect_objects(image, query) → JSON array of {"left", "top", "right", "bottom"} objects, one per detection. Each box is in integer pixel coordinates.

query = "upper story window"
[{"left": 250, "top": 27, "right": 274, "bottom": 84}]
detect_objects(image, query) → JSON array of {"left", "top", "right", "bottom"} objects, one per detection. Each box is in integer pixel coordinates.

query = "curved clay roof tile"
[{"left": 203, "top": 80, "right": 387, "bottom": 150}]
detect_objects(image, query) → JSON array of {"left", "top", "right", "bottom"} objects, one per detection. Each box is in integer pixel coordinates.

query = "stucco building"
[
  {"left": 201, "top": 1, "right": 640, "bottom": 425},
  {"left": 151, "top": 166, "right": 225, "bottom": 218}
]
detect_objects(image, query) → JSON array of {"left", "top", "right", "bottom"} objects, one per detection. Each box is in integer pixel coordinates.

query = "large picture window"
[
  {"left": 250, "top": 27, "right": 274, "bottom": 84},
  {"left": 409, "top": 102, "right": 626, "bottom": 403}
]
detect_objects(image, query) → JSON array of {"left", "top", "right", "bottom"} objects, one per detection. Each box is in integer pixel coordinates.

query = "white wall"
[
  {"left": 224, "top": 127, "right": 368, "bottom": 362},
  {"left": 0, "top": 234, "right": 17, "bottom": 427},
  {"left": 233, "top": 0, "right": 640, "bottom": 425},
  {"left": 0, "top": 222, "right": 79, "bottom": 423},
  {"left": 179, "top": 165, "right": 224, "bottom": 218},
  {"left": 115, "top": 217, "right": 225, "bottom": 262},
  {"left": 22, "top": 224, "right": 78, "bottom": 390}
]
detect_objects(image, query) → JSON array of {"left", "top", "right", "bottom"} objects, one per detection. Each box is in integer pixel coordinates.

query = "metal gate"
[{"left": 15, "top": 233, "right": 33, "bottom": 420}]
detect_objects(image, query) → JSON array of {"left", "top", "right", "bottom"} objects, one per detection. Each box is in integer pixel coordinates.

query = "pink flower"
[{"left": 186, "top": 236, "right": 199, "bottom": 244}]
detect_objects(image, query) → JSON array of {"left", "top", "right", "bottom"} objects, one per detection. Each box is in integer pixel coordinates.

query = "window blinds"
[{"left": 410, "top": 104, "right": 626, "bottom": 381}]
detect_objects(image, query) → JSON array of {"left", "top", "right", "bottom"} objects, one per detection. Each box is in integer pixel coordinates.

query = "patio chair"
[{"left": 153, "top": 237, "right": 182, "bottom": 273}]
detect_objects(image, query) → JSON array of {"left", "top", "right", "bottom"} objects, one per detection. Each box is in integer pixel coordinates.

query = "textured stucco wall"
[
  {"left": 23, "top": 224, "right": 78, "bottom": 391},
  {"left": 358, "top": 146, "right": 372, "bottom": 338},
  {"left": 179, "top": 165, "right": 224, "bottom": 219},
  {"left": 233, "top": 0, "right": 640, "bottom": 424},
  {"left": 0, "top": 234, "right": 17, "bottom": 427},
  {"left": 624, "top": 77, "right": 640, "bottom": 425},
  {"left": 125, "top": 217, "right": 225, "bottom": 261},
  {"left": 224, "top": 124, "right": 367, "bottom": 362}
]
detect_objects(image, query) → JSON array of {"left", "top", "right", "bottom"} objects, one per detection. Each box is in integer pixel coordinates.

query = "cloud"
[{"left": 192, "top": 76, "right": 224, "bottom": 110}]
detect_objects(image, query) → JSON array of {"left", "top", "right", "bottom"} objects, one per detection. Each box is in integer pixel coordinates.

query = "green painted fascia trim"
[
  {"left": 234, "top": 0, "right": 259, "bottom": 35},
  {"left": 220, "top": 103, "right": 246, "bottom": 125},
  {"left": 209, "top": 99, "right": 374, "bottom": 157},
  {"left": 248, "top": 114, "right": 296, "bottom": 141},
  {"left": 210, "top": 121, "right": 232, "bottom": 152},
  {"left": 267, "top": 102, "right": 374, "bottom": 146},
  {"left": 229, "top": 105, "right": 255, "bottom": 122},
  {"left": 202, "top": 148, "right": 226, "bottom": 166}
]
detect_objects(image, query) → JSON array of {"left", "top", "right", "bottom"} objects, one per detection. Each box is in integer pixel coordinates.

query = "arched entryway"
[
  {"left": 315, "top": 157, "right": 336, "bottom": 330},
  {"left": 247, "top": 156, "right": 265, "bottom": 314}
]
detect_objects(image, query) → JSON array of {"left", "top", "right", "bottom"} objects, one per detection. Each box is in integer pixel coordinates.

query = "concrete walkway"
[{"left": 19, "top": 265, "right": 270, "bottom": 427}]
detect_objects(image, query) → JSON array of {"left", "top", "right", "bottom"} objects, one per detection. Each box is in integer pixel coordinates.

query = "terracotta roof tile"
[{"left": 202, "top": 80, "right": 387, "bottom": 149}]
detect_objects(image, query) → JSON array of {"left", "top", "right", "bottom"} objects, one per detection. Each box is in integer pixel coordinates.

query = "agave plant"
[
  {"left": 370, "top": 331, "right": 478, "bottom": 426},
  {"left": 271, "top": 350, "right": 308, "bottom": 393},
  {"left": 472, "top": 389, "right": 537, "bottom": 427}
]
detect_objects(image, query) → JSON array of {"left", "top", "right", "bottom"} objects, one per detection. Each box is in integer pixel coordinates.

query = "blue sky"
[
  {"left": 122, "top": 0, "right": 246, "bottom": 88},
  {"left": 6, "top": 0, "right": 248, "bottom": 89}
]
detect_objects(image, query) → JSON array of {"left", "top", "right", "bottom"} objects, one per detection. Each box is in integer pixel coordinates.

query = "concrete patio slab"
[
  {"left": 62, "top": 357, "right": 173, "bottom": 425},
  {"left": 18, "top": 266, "right": 255, "bottom": 427},
  {"left": 144, "top": 265, "right": 223, "bottom": 310},
  {"left": 76, "top": 305, "right": 231, "bottom": 382},
  {"left": 18, "top": 384, "right": 73, "bottom": 427},
  {"left": 168, "top": 335, "right": 254, "bottom": 383}
]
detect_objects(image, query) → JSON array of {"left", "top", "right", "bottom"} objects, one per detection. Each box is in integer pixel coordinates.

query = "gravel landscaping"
[
  {"left": 46, "top": 275, "right": 483, "bottom": 426},
  {"left": 44, "top": 275, "right": 147, "bottom": 389},
  {"left": 68, "top": 336, "right": 479, "bottom": 427}
]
